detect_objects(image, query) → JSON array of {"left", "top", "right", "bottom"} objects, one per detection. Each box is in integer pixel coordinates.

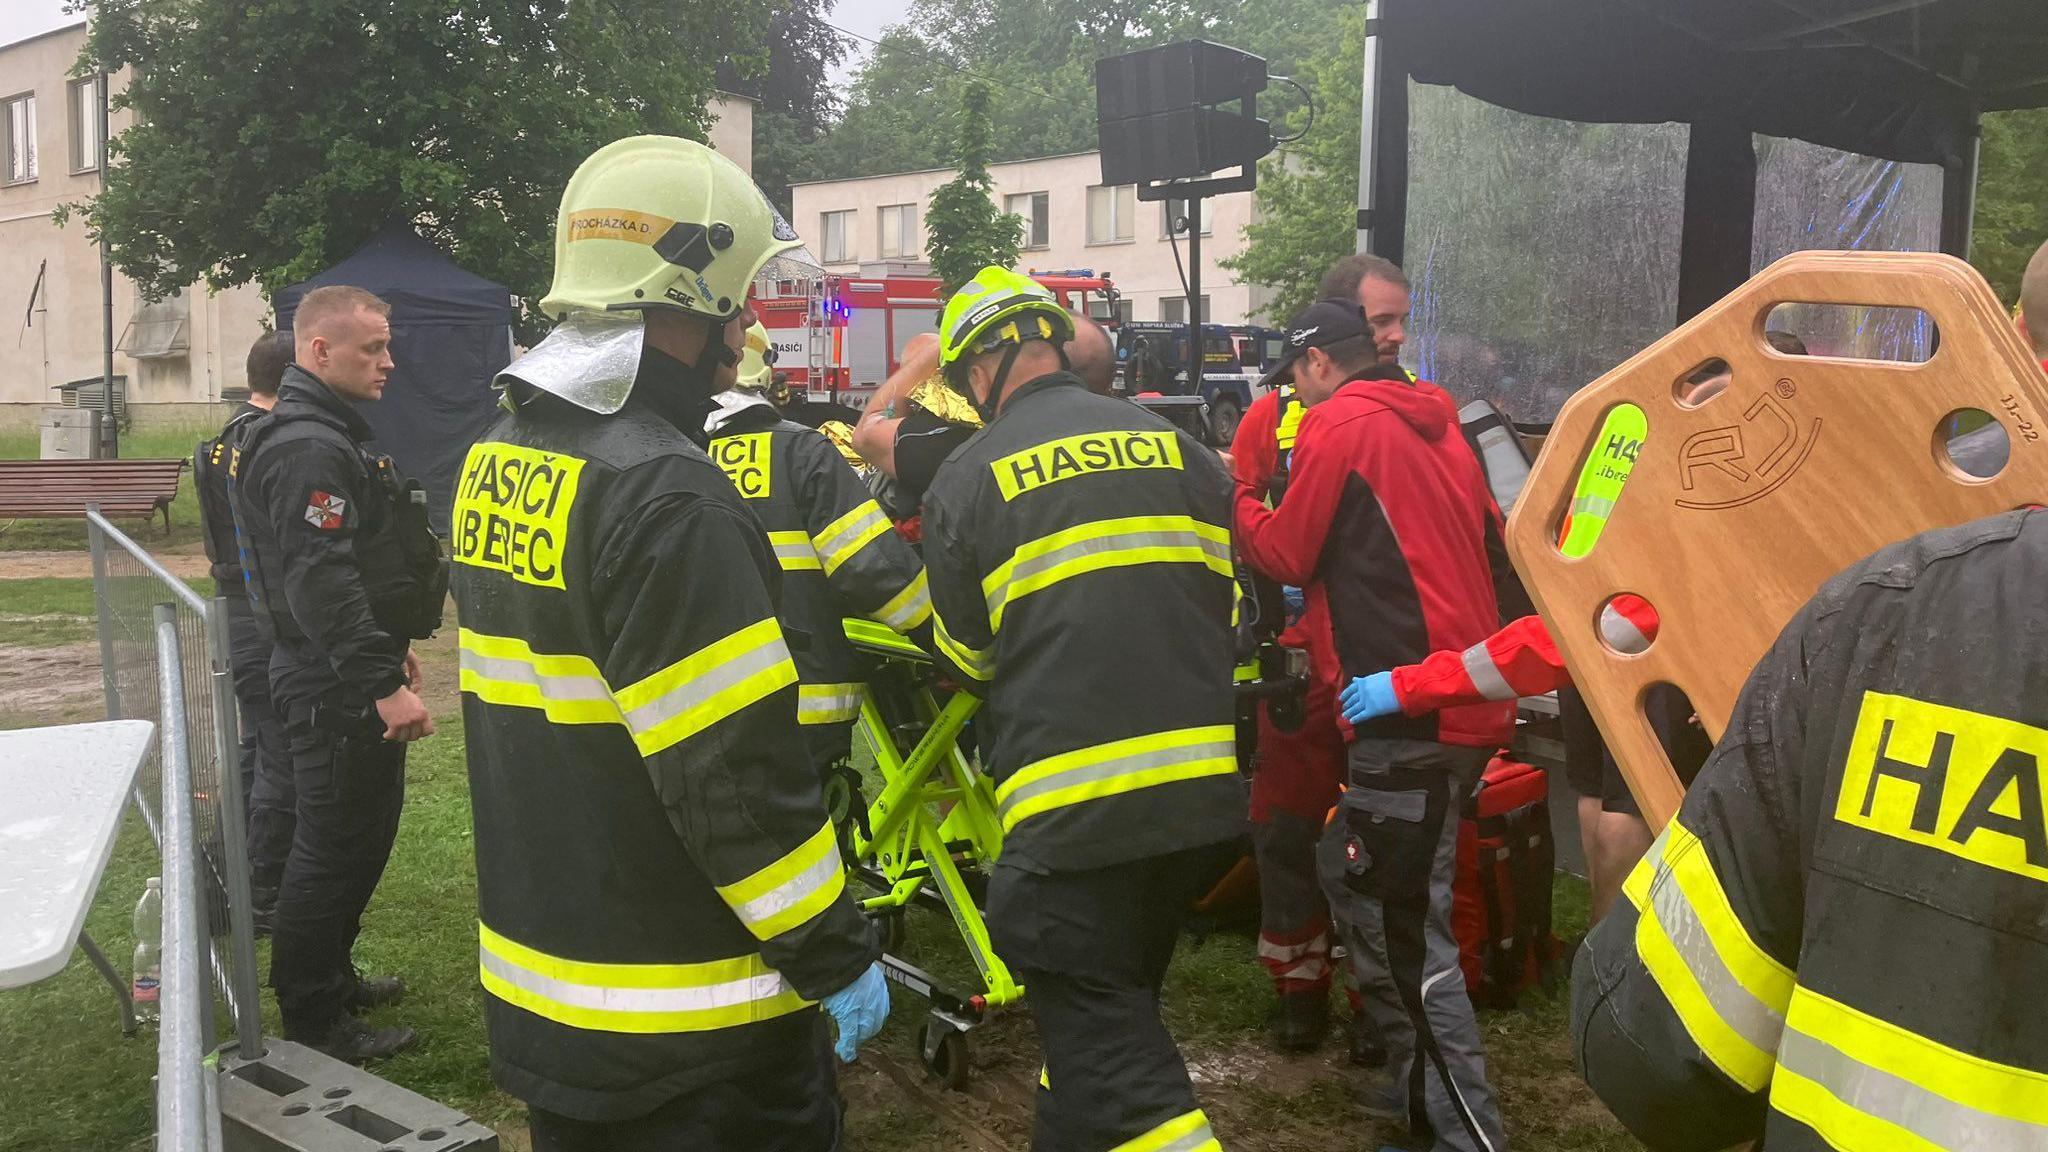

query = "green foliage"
[
  {"left": 1220, "top": 7, "right": 1366, "bottom": 322},
  {"left": 925, "top": 81, "right": 1023, "bottom": 295},
  {"left": 69, "top": 0, "right": 768, "bottom": 335},
  {"left": 1971, "top": 108, "right": 2048, "bottom": 306},
  {"left": 719, "top": 0, "right": 846, "bottom": 216}
]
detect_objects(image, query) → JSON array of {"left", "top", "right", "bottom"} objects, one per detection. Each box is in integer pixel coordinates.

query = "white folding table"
[{"left": 0, "top": 719, "right": 157, "bottom": 1032}]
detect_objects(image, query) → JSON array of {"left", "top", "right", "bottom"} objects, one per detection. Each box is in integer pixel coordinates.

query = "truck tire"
[{"left": 1207, "top": 395, "right": 1243, "bottom": 448}]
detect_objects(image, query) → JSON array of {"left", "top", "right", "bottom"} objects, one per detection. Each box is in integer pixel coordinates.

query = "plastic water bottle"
[{"left": 132, "top": 877, "right": 162, "bottom": 1025}]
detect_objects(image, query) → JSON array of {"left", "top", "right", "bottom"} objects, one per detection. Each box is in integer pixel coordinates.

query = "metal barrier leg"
[
  {"left": 76, "top": 930, "right": 138, "bottom": 1038},
  {"left": 204, "top": 596, "right": 265, "bottom": 1059},
  {"left": 87, "top": 508, "right": 123, "bottom": 723}
]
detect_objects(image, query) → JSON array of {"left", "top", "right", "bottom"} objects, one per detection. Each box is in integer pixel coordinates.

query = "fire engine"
[{"left": 753, "top": 264, "right": 1123, "bottom": 405}]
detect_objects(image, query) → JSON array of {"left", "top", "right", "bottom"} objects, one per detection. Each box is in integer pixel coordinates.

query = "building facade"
[
  {"left": 0, "top": 20, "right": 754, "bottom": 427},
  {"left": 790, "top": 150, "right": 1270, "bottom": 327}
]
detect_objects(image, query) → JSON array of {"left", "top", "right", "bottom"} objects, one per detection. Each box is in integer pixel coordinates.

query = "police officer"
[
  {"left": 1574, "top": 510, "right": 2048, "bottom": 1151},
  {"left": 233, "top": 285, "right": 447, "bottom": 1061},
  {"left": 195, "top": 330, "right": 293, "bottom": 930},
  {"left": 707, "top": 323, "right": 929, "bottom": 778},
  {"left": 922, "top": 266, "right": 1244, "bottom": 1152},
  {"left": 451, "top": 136, "right": 885, "bottom": 1152}
]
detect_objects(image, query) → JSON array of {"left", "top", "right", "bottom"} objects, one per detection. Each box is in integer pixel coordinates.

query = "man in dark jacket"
[
  {"left": 1235, "top": 297, "right": 1525, "bottom": 1152},
  {"left": 1574, "top": 510, "right": 2048, "bottom": 1152},
  {"left": 195, "top": 331, "right": 293, "bottom": 927},
  {"left": 234, "top": 285, "right": 443, "bottom": 1061}
]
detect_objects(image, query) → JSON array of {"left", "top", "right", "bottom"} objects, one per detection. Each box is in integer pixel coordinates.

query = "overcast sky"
[{"left": 2, "top": 0, "right": 916, "bottom": 93}]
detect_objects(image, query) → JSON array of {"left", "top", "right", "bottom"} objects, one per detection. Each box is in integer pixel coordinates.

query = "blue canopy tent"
[{"left": 274, "top": 225, "right": 515, "bottom": 531}]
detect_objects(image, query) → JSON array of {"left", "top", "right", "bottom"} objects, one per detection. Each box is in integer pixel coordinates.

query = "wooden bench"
[{"left": 0, "top": 459, "right": 189, "bottom": 532}]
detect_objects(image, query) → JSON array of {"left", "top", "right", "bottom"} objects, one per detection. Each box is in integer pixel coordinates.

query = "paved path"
[{"left": 0, "top": 549, "right": 211, "bottom": 582}]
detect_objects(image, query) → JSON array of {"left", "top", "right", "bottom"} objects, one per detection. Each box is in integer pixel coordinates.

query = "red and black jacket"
[{"left": 1234, "top": 366, "right": 1530, "bottom": 749}]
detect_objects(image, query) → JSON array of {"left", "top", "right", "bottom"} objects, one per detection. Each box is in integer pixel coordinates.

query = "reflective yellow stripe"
[
  {"left": 1039, "top": 1064, "right": 1050, "bottom": 1090},
  {"left": 981, "top": 515, "right": 1233, "bottom": 631},
  {"left": 1112, "top": 1108, "right": 1223, "bottom": 1152},
  {"left": 997, "top": 726, "right": 1237, "bottom": 831},
  {"left": 932, "top": 608, "right": 993, "bottom": 682},
  {"left": 814, "top": 499, "right": 892, "bottom": 576},
  {"left": 1623, "top": 819, "right": 1794, "bottom": 1092},
  {"left": 1772, "top": 984, "right": 2048, "bottom": 1150},
  {"left": 714, "top": 821, "right": 847, "bottom": 941},
  {"left": 768, "top": 530, "right": 821, "bottom": 572},
  {"left": 1275, "top": 395, "right": 1303, "bottom": 451},
  {"left": 871, "top": 569, "right": 932, "bottom": 632},
  {"left": 477, "top": 922, "right": 809, "bottom": 1034},
  {"left": 458, "top": 629, "right": 622, "bottom": 725},
  {"left": 612, "top": 618, "right": 798, "bottom": 757},
  {"left": 797, "top": 681, "right": 864, "bottom": 726}
]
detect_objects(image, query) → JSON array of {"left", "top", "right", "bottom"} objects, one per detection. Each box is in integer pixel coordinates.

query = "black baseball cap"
[{"left": 1257, "top": 297, "right": 1374, "bottom": 391}]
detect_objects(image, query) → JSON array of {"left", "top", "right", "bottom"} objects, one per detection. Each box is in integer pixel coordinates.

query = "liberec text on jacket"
[{"left": 452, "top": 443, "right": 585, "bottom": 589}]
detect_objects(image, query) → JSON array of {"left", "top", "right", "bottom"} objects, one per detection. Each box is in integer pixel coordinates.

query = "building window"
[
  {"left": 1159, "top": 295, "right": 1211, "bottom": 325},
  {"left": 1160, "top": 197, "right": 1211, "bottom": 238},
  {"left": 820, "top": 209, "right": 854, "bottom": 263},
  {"left": 1086, "top": 184, "right": 1135, "bottom": 245},
  {"left": 878, "top": 203, "right": 917, "bottom": 259},
  {"left": 1006, "top": 191, "right": 1050, "bottom": 249},
  {"left": 69, "top": 77, "right": 102, "bottom": 173},
  {"left": 3, "top": 92, "right": 36, "bottom": 185}
]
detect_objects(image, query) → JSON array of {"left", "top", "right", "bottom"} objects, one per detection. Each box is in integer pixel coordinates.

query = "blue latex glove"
[
  {"left": 1281, "top": 584, "right": 1306, "bottom": 626},
  {"left": 1339, "top": 670, "right": 1400, "bottom": 725},
  {"left": 822, "top": 962, "right": 890, "bottom": 1063}
]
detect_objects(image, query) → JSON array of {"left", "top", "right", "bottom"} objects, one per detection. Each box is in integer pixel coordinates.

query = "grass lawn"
[
  {"left": 0, "top": 601, "right": 1641, "bottom": 1152},
  {"left": 0, "top": 420, "right": 224, "bottom": 553}
]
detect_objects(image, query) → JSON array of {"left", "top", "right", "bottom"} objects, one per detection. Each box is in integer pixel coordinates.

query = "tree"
[
  {"left": 924, "top": 81, "right": 1022, "bottom": 295},
  {"left": 719, "top": 0, "right": 845, "bottom": 215},
  {"left": 1971, "top": 108, "right": 2048, "bottom": 305},
  {"left": 1219, "top": 6, "right": 1366, "bottom": 322},
  {"left": 67, "top": 0, "right": 767, "bottom": 335}
]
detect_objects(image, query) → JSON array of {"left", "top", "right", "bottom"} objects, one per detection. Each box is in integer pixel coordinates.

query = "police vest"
[{"left": 195, "top": 407, "right": 265, "bottom": 591}]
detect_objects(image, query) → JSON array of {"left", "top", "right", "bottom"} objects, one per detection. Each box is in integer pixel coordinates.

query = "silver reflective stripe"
[
  {"left": 1641, "top": 838, "right": 1787, "bottom": 1055},
  {"left": 816, "top": 503, "right": 889, "bottom": 571},
  {"left": 1460, "top": 642, "right": 1517, "bottom": 702},
  {"left": 619, "top": 637, "right": 791, "bottom": 736},
  {"left": 997, "top": 737, "right": 1235, "bottom": 820},
  {"left": 729, "top": 848, "right": 844, "bottom": 930},
  {"left": 1599, "top": 602, "right": 1650, "bottom": 655},
  {"left": 1156, "top": 1124, "right": 1219, "bottom": 1152},
  {"left": 797, "top": 684, "right": 863, "bottom": 724},
  {"left": 460, "top": 650, "right": 613, "bottom": 704},
  {"left": 1572, "top": 493, "right": 1617, "bottom": 520},
  {"left": 1776, "top": 1027, "right": 2048, "bottom": 1150},
  {"left": 479, "top": 946, "right": 790, "bottom": 1015},
  {"left": 772, "top": 535, "right": 819, "bottom": 570},
  {"left": 986, "top": 528, "right": 1229, "bottom": 619},
  {"left": 875, "top": 578, "right": 931, "bottom": 631}
]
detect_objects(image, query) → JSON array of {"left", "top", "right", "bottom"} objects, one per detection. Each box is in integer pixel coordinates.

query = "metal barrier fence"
[{"left": 86, "top": 508, "right": 265, "bottom": 1062}]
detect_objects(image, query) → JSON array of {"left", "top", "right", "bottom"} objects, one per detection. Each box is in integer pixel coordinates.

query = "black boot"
[
  {"left": 348, "top": 972, "right": 407, "bottom": 1013},
  {"left": 248, "top": 886, "right": 278, "bottom": 938},
  {"left": 1269, "top": 989, "right": 1330, "bottom": 1052},
  {"left": 302, "top": 1015, "right": 417, "bottom": 1063},
  {"left": 1349, "top": 1009, "right": 1388, "bottom": 1067}
]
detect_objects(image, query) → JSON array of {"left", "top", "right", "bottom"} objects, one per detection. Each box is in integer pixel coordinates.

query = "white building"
[
  {"left": 0, "top": 19, "right": 755, "bottom": 427},
  {"left": 790, "top": 150, "right": 1271, "bottom": 327}
]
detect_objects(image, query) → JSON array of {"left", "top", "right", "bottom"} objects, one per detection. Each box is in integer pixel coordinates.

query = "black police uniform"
[
  {"left": 922, "top": 370, "right": 1245, "bottom": 1152},
  {"left": 232, "top": 365, "right": 446, "bottom": 1040},
  {"left": 195, "top": 402, "right": 295, "bottom": 905}
]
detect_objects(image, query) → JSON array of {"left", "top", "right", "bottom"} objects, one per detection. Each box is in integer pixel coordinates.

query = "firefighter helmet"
[
  {"left": 938, "top": 267, "right": 1075, "bottom": 368},
  {"left": 540, "top": 135, "right": 816, "bottom": 322},
  {"left": 735, "top": 321, "right": 776, "bottom": 392}
]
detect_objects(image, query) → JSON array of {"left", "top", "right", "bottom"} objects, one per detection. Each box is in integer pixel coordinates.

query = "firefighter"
[
  {"left": 195, "top": 330, "right": 294, "bottom": 931},
  {"left": 706, "top": 321, "right": 930, "bottom": 777},
  {"left": 849, "top": 331, "right": 983, "bottom": 526},
  {"left": 1574, "top": 509, "right": 2048, "bottom": 1151},
  {"left": 922, "top": 266, "right": 1244, "bottom": 1152},
  {"left": 232, "top": 286, "right": 447, "bottom": 1061},
  {"left": 1233, "top": 297, "right": 1524, "bottom": 1152},
  {"left": 450, "top": 136, "right": 885, "bottom": 1151}
]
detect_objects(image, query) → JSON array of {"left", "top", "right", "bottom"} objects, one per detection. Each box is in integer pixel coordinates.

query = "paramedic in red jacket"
[{"left": 1235, "top": 298, "right": 1526, "bottom": 1152}]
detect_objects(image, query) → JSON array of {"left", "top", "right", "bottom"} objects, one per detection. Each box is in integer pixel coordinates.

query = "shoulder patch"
[{"left": 304, "top": 490, "right": 347, "bottom": 531}]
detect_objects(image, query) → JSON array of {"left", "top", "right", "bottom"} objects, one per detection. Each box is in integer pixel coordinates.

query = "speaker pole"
[{"left": 1185, "top": 206, "right": 1202, "bottom": 397}]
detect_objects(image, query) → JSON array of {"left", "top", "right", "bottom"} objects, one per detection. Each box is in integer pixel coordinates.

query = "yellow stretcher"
[{"left": 834, "top": 617, "right": 1305, "bottom": 1087}]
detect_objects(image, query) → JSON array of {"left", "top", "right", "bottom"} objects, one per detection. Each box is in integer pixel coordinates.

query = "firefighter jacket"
[
  {"left": 1573, "top": 510, "right": 2048, "bottom": 1152},
  {"left": 706, "top": 392, "right": 929, "bottom": 730},
  {"left": 921, "top": 371, "right": 1247, "bottom": 873},
  {"left": 451, "top": 362, "right": 879, "bottom": 1122},
  {"left": 195, "top": 402, "right": 267, "bottom": 593},
  {"left": 1234, "top": 365, "right": 1528, "bottom": 749},
  {"left": 231, "top": 368, "right": 445, "bottom": 709},
  {"left": 1391, "top": 596, "right": 1659, "bottom": 716}
]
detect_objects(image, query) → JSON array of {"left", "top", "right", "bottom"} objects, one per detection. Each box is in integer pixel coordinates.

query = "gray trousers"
[{"left": 1319, "top": 738, "right": 1505, "bottom": 1152}]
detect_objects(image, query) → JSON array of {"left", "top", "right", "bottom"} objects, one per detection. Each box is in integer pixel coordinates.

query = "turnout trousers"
[
  {"left": 988, "top": 843, "right": 1233, "bottom": 1152},
  {"left": 1320, "top": 739, "right": 1505, "bottom": 1152},
  {"left": 225, "top": 593, "right": 294, "bottom": 894},
  {"left": 527, "top": 1016, "right": 843, "bottom": 1152},
  {"left": 269, "top": 714, "right": 406, "bottom": 1039},
  {"left": 1250, "top": 666, "right": 1344, "bottom": 998}
]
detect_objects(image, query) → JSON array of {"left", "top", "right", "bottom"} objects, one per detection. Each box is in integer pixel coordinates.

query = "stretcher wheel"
[{"left": 917, "top": 1019, "right": 970, "bottom": 1090}]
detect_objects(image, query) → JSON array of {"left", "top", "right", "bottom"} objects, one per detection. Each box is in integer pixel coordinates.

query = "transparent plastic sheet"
[
  {"left": 1403, "top": 81, "right": 1687, "bottom": 423},
  {"left": 1750, "top": 135, "right": 1944, "bottom": 361}
]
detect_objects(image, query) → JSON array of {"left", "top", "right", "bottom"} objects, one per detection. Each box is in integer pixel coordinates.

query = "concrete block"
[{"left": 219, "top": 1040, "right": 498, "bottom": 1152}]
